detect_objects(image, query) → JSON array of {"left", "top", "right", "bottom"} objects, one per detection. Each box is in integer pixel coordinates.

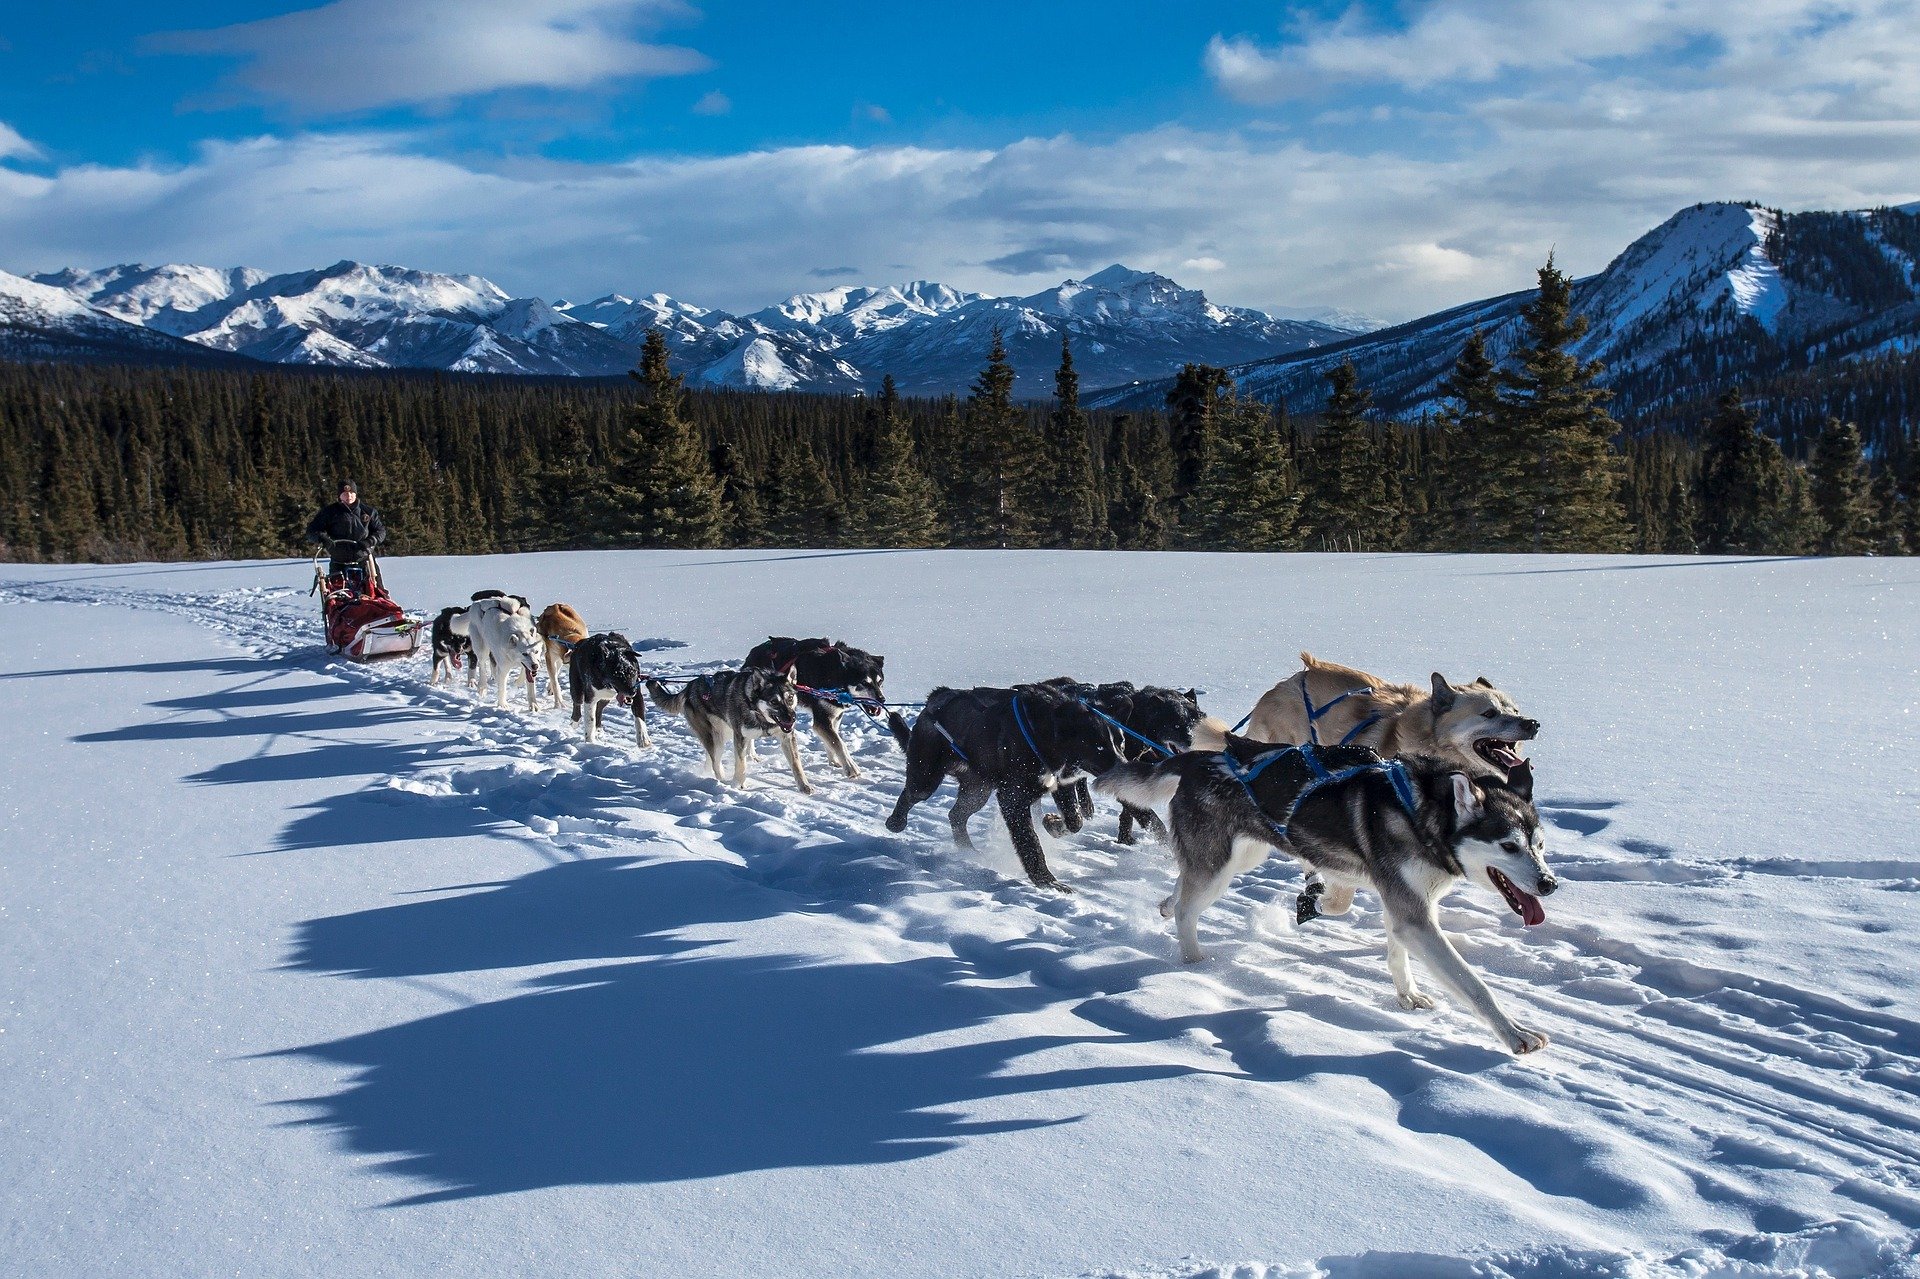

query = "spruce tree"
[
  {"left": 1302, "top": 361, "right": 1387, "bottom": 550},
  {"left": 1184, "top": 394, "right": 1301, "bottom": 550},
  {"left": 1165, "top": 363, "right": 1233, "bottom": 520},
  {"left": 1809, "top": 417, "right": 1872, "bottom": 554},
  {"left": 1434, "top": 331, "right": 1501, "bottom": 549},
  {"left": 597, "top": 330, "right": 724, "bottom": 549},
  {"left": 1494, "top": 256, "right": 1631, "bottom": 552},
  {"left": 861, "top": 374, "right": 945, "bottom": 548},
  {"left": 1695, "top": 392, "right": 1786, "bottom": 554},
  {"left": 764, "top": 439, "right": 847, "bottom": 547},
  {"left": 1041, "top": 336, "right": 1107, "bottom": 547},
  {"left": 960, "top": 328, "right": 1043, "bottom": 547}
]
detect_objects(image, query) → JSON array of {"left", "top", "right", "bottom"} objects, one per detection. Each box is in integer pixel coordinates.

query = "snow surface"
[{"left": 1, "top": 550, "right": 1917, "bottom": 1279}]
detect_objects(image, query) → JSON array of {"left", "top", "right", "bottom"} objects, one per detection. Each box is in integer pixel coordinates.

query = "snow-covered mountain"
[
  {"left": 0, "top": 269, "right": 251, "bottom": 366},
  {"left": 1090, "top": 201, "right": 1920, "bottom": 420},
  {"left": 12, "top": 257, "right": 1364, "bottom": 394}
]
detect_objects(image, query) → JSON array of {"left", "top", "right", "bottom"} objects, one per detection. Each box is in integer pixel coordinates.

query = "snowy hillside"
[
  {"left": 1, "top": 549, "right": 1916, "bottom": 1278},
  {"left": 1090, "top": 201, "right": 1920, "bottom": 419},
  {"left": 0, "top": 269, "right": 251, "bottom": 366},
  {"left": 14, "top": 257, "right": 1361, "bottom": 394}
]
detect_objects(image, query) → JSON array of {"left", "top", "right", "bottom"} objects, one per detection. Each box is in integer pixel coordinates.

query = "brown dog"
[
  {"left": 1243, "top": 653, "right": 1541, "bottom": 918},
  {"left": 535, "top": 603, "right": 589, "bottom": 710}
]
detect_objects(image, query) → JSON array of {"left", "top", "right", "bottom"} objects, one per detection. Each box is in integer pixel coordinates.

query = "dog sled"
[{"left": 311, "top": 539, "right": 423, "bottom": 661}]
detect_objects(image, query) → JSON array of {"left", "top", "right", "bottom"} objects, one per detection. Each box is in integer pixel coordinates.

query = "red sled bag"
[{"left": 313, "top": 555, "right": 423, "bottom": 661}]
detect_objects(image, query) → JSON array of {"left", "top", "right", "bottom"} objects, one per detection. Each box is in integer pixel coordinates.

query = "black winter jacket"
[{"left": 305, "top": 500, "right": 387, "bottom": 549}]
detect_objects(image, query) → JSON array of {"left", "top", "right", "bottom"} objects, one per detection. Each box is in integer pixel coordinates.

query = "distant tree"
[
  {"left": 1302, "top": 361, "right": 1388, "bottom": 550},
  {"left": 1039, "top": 336, "right": 1107, "bottom": 547},
  {"left": 1184, "top": 393, "right": 1301, "bottom": 550},
  {"left": 959, "top": 328, "right": 1044, "bottom": 547},
  {"left": 860, "top": 374, "right": 945, "bottom": 548},
  {"left": 1695, "top": 391, "right": 1790, "bottom": 553},
  {"left": 1494, "top": 256, "right": 1631, "bottom": 552},
  {"left": 1165, "top": 363, "right": 1234, "bottom": 520},
  {"left": 1433, "top": 331, "right": 1502, "bottom": 549},
  {"left": 1809, "top": 417, "right": 1873, "bottom": 553},
  {"left": 765, "top": 439, "right": 847, "bottom": 547},
  {"left": 597, "top": 330, "right": 725, "bottom": 548}
]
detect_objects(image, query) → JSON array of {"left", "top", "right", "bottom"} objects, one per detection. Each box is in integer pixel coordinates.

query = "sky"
[{"left": 2, "top": 1, "right": 1918, "bottom": 321}]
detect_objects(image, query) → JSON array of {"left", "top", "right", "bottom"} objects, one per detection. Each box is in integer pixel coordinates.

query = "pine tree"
[
  {"left": 960, "top": 328, "right": 1044, "bottom": 547},
  {"left": 1039, "top": 336, "right": 1107, "bottom": 547},
  {"left": 860, "top": 374, "right": 945, "bottom": 547},
  {"left": 711, "top": 439, "right": 768, "bottom": 546},
  {"left": 1494, "top": 256, "right": 1631, "bottom": 552},
  {"left": 1695, "top": 391, "right": 1788, "bottom": 554},
  {"left": 1184, "top": 394, "right": 1301, "bottom": 550},
  {"left": 1809, "top": 417, "right": 1872, "bottom": 554},
  {"left": 597, "top": 330, "right": 724, "bottom": 548},
  {"left": 1302, "top": 361, "right": 1387, "bottom": 550},
  {"left": 1433, "top": 331, "right": 1501, "bottom": 549},
  {"left": 1165, "top": 363, "right": 1233, "bottom": 520},
  {"left": 764, "top": 439, "right": 847, "bottom": 547}
]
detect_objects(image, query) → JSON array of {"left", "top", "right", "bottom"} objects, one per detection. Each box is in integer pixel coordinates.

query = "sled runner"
[{"left": 311, "top": 540, "right": 423, "bottom": 661}]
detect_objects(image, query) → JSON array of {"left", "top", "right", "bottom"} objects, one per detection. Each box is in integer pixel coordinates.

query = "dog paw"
[
  {"left": 1398, "top": 992, "right": 1437, "bottom": 1011},
  {"left": 1506, "top": 1025, "right": 1550, "bottom": 1055},
  {"left": 1116, "top": 831, "right": 1136, "bottom": 846},
  {"left": 797, "top": 782, "right": 815, "bottom": 795},
  {"left": 1041, "top": 814, "right": 1067, "bottom": 837},
  {"left": 1295, "top": 888, "right": 1323, "bottom": 926},
  {"left": 843, "top": 766, "right": 862, "bottom": 780},
  {"left": 884, "top": 814, "right": 908, "bottom": 834},
  {"left": 1158, "top": 894, "right": 1176, "bottom": 918},
  {"left": 1033, "top": 877, "right": 1074, "bottom": 895},
  {"left": 1179, "top": 948, "right": 1207, "bottom": 964}
]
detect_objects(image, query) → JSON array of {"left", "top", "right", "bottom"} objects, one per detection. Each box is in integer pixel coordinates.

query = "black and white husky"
[
  {"left": 569, "top": 632, "right": 651, "bottom": 749},
  {"left": 429, "top": 606, "right": 473, "bottom": 687},
  {"left": 646, "top": 668, "right": 812, "bottom": 793},
  {"left": 743, "top": 636, "right": 885, "bottom": 779},
  {"left": 1098, "top": 741, "right": 1558, "bottom": 1054}
]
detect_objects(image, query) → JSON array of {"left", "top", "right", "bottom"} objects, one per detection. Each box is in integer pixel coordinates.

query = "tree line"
[{"left": 2, "top": 259, "right": 1914, "bottom": 563}]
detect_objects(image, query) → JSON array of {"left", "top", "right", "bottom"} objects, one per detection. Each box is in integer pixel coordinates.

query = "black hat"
[{"left": 337, "top": 478, "right": 358, "bottom": 493}]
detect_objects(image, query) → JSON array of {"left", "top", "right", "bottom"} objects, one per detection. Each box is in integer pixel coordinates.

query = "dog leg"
[
  {"left": 545, "top": 643, "right": 563, "bottom": 711},
  {"left": 1316, "top": 880, "right": 1355, "bottom": 916},
  {"left": 998, "top": 785, "right": 1069, "bottom": 892},
  {"left": 1392, "top": 911, "right": 1547, "bottom": 1054},
  {"left": 1387, "top": 937, "right": 1435, "bottom": 1010},
  {"left": 524, "top": 668, "right": 538, "bottom": 713},
  {"left": 885, "top": 737, "right": 950, "bottom": 833},
  {"left": 701, "top": 722, "right": 728, "bottom": 783},
  {"left": 779, "top": 730, "right": 814, "bottom": 794},
  {"left": 813, "top": 706, "right": 860, "bottom": 779},
  {"left": 732, "top": 729, "right": 750, "bottom": 787},
  {"left": 632, "top": 701, "right": 652, "bottom": 750},
  {"left": 1173, "top": 863, "right": 1235, "bottom": 963},
  {"left": 947, "top": 777, "right": 993, "bottom": 848},
  {"left": 1296, "top": 879, "right": 1326, "bottom": 925}
]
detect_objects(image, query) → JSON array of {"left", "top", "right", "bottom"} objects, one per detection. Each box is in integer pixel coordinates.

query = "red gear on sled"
[{"left": 312, "top": 548, "right": 423, "bottom": 661}]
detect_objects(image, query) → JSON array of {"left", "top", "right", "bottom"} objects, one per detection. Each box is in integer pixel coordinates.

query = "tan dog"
[
  {"left": 1243, "top": 653, "right": 1541, "bottom": 918},
  {"left": 536, "top": 603, "right": 589, "bottom": 711}
]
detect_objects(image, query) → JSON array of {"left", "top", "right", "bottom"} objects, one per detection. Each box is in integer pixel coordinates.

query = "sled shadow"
[{"left": 272, "top": 856, "right": 1192, "bottom": 1202}]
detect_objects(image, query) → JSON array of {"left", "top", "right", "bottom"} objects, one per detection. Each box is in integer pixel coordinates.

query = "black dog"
[
  {"left": 1042, "top": 679, "right": 1225, "bottom": 843},
  {"left": 429, "top": 606, "right": 472, "bottom": 686},
  {"left": 471, "top": 588, "right": 531, "bottom": 610},
  {"left": 744, "top": 636, "right": 885, "bottom": 779},
  {"left": 569, "top": 632, "right": 651, "bottom": 748},
  {"left": 885, "top": 683, "right": 1122, "bottom": 892}
]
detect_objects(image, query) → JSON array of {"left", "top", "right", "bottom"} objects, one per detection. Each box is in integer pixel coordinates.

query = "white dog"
[{"left": 465, "top": 597, "right": 543, "bottom": 710}]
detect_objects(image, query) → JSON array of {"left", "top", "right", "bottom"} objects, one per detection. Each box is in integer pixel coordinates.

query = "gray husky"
[
  {"left": 646, "top": 668, "right": 812, "bottom": 793},
  {"left": 1098, "top": 742, "right": 1557, "bottom": 1054}
]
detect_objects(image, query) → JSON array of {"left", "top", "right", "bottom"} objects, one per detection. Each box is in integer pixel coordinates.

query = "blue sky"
[{"left": 3, "top": 2, "right": 1917, "bottom": 319}]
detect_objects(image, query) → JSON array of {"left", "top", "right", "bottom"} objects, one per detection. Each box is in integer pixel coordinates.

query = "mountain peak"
[{"left": 1081, "top": 264, "right": 1168, "bottom": 290}]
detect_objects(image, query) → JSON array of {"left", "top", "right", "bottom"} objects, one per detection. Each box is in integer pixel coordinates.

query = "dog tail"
[
  {"left": 886, "top": 710, "right": 912, "bottom": 753},
  {"left": 1095, "top": 758, "right": 1182, "bottom": 811},
  {"left": 645, "top": 678, "right": 687, "bottom": 714},
  {"left": 1189, "top": 715, "right": 1230, "bottom": 752}
]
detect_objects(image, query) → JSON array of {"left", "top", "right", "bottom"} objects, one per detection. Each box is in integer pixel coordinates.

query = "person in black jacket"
[{"left": 306, "top": 479, "right": 387, "bottom": 577}]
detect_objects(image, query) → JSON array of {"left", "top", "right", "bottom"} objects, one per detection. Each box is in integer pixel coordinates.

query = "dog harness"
[
  {"left": 1010, "top": 694, "right": 1051, "bottom": 772},
  {"left": 1217, "top": 740, "right": 1419, "bottom": 843},
  {"left": 1301, "top": 682, "right": 1382, "bottom": 747},
  {"left": 1076, "top": 698, "right": 1176, "bottom": 759}
]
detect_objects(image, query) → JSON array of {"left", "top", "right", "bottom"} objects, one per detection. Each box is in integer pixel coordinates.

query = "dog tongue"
[
  {"left": 1515, "top": 886, "right": 1546, "bottom": 927},
  {"left": 617, "top": 693, "right": 631, "bottom": 706}
]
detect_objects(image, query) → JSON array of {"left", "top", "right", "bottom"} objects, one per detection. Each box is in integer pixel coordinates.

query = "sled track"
[{"left": 8, "top": 579, "right": 1920, "bottom": 1242}]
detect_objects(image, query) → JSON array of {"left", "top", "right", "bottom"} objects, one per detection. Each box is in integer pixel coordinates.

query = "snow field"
[{"left": 1, "top": 549, "right": 1916, "bottom": 1278}]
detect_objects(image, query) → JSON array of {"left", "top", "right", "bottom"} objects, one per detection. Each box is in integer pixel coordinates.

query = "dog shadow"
[{"left": 271, "top": 855, "right": 1193, "bottom": 1203}]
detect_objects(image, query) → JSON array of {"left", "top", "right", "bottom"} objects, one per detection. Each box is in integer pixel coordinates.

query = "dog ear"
[
  {"left": 1449, "top": 773, "right": 1485, "bottom": 822},
  {"left": 876, "top": 655, "right": 885, "bottom": 669},
  {"left": 1506, "top": 758, "right": 1534, "bottom": 801},
  {"left": 1473, "top": 676, "right": 1493, "bottom": 688},
  {"left": 1430, "top": 673, "right": 1457, "bottom": 713}
]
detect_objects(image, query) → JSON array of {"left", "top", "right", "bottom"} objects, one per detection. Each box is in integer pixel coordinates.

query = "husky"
[
  {"left": 884, "top": 683, "right": 1123, "bottom": 892},
  {"left": 646, "top": 668, "right": 812, "bottom": 793},
  {"left": 1099, "top": 742, "right": 1556, "bottom": 1054},
  {"left": 569, "top": 632, "right": 651, "bottom": 748},
  {"left": 744, "top": 636, "right": 886, "bottom": 779},
  {"left": 429, "top": 605, "right": 473, "bottom": 687},
  {"left": 465, "top": 596, "right": 543, "bottom": 711},
  {"left": 1041, "top": 679, "right": 1228, "bottom": 844},
  {"left": 1245, "top": 655, "right": 1541, "bottom": 919},
  {"left": 1246, "top": 654, "right": 1538, "bottom": 775},
  {"left": 537, "top": 603, "right": 590, "bottom": 711}
]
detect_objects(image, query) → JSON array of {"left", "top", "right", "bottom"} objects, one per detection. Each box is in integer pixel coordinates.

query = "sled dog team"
[{"left": 426, "top": 590, "right": 1555, "bottom": 1055}]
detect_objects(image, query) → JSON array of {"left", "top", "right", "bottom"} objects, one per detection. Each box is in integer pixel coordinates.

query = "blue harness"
[
  {"left": 1217, "top": 740, "right": 1419, "bottom": 843},
  {"left": 1302, "top": 682, "right": 1382, "bottom": 746},
  {"left": 1076, "top": 699, "right": 1176, "bottom": 759}
]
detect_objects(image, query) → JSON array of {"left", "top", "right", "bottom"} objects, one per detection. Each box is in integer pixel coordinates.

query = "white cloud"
[
  {"left": 0, "top": 122, "right": 42, "bottom": 163},
  {"left": 691, "top": 90, "right": 732, "bottom": 116},
  {"left": 0, "top": 106, "right": 1915, "bottom": 322},
  {"left": 153, "top": 0, "right": 709, "bottom": 114},
  {"left": 1181, "top": 256, "right": 1226, "bottom": 272}
]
